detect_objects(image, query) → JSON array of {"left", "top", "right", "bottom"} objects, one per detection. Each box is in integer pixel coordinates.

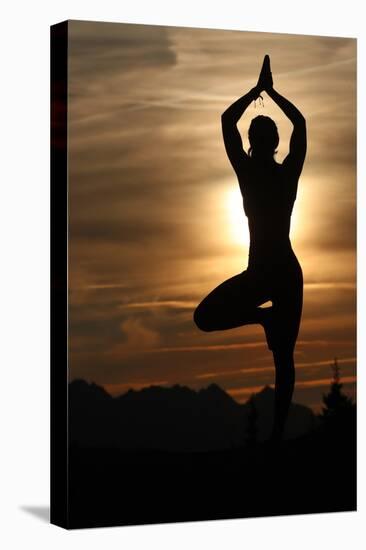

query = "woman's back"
[{"left": 238, "top": 157, "right": 298, "bottom": 267}]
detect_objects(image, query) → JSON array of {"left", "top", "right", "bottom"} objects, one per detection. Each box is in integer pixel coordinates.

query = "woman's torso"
[{"left": 237, "top": 157, "right": 299, "bottom": 270}]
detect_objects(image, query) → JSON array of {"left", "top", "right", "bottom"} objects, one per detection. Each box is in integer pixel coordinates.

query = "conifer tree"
[{"left": 322, "top": 358, "right": 353, "bottom": 419}]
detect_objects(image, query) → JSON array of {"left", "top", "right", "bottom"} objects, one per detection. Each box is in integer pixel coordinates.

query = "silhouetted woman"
[{"left": 194, "top": 55, "right": 307, "bottom": 441}]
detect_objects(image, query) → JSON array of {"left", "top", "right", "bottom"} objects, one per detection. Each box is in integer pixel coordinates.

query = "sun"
[
  {"left": 225, "top": 186, "right": 250, "bottom": 248},
  {"left": 224, "top": 181, "right": 305, "bottom": 250}
]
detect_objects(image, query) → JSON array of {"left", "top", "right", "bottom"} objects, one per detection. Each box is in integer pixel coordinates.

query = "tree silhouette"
[{"left": 322, "top": 358, "right": 353, "bottom": 420}]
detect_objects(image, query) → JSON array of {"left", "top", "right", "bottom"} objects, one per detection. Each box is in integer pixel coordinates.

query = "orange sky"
[{"left": 67, "top": 20, "right": 356, "bottom": 410}]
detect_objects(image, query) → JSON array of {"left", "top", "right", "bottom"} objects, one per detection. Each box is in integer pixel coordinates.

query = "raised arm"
[
  {"left": 266, "top": 87, "right": 307, "bottom": 177},
  {"left": 221, "top": 86, "right": 261, "bottom": 173}
]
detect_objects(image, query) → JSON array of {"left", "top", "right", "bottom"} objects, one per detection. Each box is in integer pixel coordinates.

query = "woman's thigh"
[{"left": 194, "top": 270, "right": 271, "bottom": 331}]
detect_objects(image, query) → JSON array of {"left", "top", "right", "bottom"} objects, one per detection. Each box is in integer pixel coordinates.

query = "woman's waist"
[
  {"left": 248, "top": 235, "right": 293, "bottom": 254},
  {"left": 248, "top": 239, "right": 299, "bottom": 266}
]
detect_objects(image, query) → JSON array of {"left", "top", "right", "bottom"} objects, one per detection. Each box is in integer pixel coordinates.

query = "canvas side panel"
[{"left": 50, "top": 20, "right": 69, "bottom": 529}]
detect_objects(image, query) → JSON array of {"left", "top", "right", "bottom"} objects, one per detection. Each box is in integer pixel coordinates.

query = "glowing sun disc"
[{"left": 226, "top": 186, "right": 250, "bottom": 248}]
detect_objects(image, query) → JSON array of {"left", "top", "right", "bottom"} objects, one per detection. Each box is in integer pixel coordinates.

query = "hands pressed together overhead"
[{"left": 253, "top": 54, "right": 273, "bottom": 101}]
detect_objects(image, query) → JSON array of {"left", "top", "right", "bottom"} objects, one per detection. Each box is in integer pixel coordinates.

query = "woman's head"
[{"left": 248, "top": 115, "right": 279, "bottom": 158}]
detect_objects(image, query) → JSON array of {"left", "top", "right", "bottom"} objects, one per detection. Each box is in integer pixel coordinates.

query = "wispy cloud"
[
  {"left": 123, "top": 300, "right": 197, "bottom": 309},
  {"left": 195, "top": 356, "right": 356, "bottom": 380},
  {"left": 227, "top": 375, "right": 356, "bottom": 402}
]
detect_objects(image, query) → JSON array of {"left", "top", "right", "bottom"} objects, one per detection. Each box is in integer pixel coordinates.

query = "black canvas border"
[{"left": 50, "top": 20, "right": 69, "bottom": 529}]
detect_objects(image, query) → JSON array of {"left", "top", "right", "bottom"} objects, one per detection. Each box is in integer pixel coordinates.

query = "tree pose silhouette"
[{"left": 194, "top": 55, "right": 307, "bottom": 441}]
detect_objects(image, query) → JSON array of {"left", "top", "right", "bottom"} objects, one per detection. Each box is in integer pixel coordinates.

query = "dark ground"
[{"left": 68, "top": 413, "right": 356, "bottom": 529}]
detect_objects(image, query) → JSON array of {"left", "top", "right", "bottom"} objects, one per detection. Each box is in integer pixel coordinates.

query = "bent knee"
[{"left": 193, "top": 304, "right": 215, "bottom": 332}]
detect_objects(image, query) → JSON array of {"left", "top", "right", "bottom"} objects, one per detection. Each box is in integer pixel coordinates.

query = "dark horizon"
[
  {"left": 69, "top": 361, "right": 355, "bottom": 414},
  {"left": 67, "top": 369, "right": 356, "bottom": 527}
]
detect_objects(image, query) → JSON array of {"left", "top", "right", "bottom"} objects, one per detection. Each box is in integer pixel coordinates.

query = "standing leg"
[
  {"left": 193, "top": 270, "right": 270, "bottom": 332},
  {"left": 271, "top": 349, "right": 296, "bottom": 441},
  {"left": 270, "top": 260, "right": 303, "bottom": 441}
]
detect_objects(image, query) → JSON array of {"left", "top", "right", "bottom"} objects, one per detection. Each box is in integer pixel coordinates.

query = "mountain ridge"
[{"left": 69, "top": 378, "right": 315, "bottom": 451}]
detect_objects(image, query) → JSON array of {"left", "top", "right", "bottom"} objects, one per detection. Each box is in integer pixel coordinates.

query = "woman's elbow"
[
  {"left": 221, "top": 110, "right": 233, "bottom": 126},
  {"left": 298, "top": 114, "right": 306, "bottom": 127}
]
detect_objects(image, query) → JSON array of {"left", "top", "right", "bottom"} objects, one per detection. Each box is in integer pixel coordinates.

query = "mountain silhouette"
[
  {"left": 67, "top": 379, "right": 355, "bottom": 528},
  {"left": 250, "top": 385, "right": 315, "bottom": 441},
  {"left": 69, "top": 379, "right": 314, "bottom": 451}
]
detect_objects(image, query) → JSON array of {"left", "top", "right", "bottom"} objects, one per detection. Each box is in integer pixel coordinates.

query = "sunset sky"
[{"left": 67, "top": 20, "right": 356, "bottom": 411}]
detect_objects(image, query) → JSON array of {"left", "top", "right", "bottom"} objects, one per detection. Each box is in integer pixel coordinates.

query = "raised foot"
[{"left": 260, "top": 306, "right": 276, "bottom": 351}]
